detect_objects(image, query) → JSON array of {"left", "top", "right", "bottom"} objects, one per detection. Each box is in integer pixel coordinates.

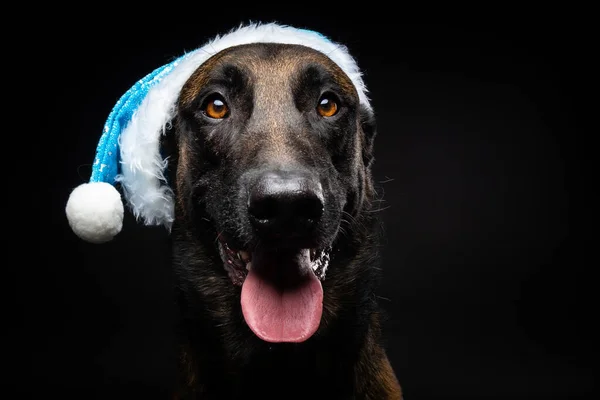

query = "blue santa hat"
[{"left": 65, "top": 22, "right": 372, "bottom": 244}]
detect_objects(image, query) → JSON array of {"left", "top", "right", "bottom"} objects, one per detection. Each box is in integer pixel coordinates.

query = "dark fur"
[{"left": 162, "top": 43, "right": 402, "bottom": 399}]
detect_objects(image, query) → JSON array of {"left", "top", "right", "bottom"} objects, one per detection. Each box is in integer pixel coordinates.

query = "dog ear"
[{"left": 359, "top": 104, "right": 377, "bottom": 169}]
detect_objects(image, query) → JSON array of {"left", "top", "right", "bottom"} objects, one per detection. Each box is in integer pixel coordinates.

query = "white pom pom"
[{"left": 65, "top": 182, "right": 124, "bottom": 244}]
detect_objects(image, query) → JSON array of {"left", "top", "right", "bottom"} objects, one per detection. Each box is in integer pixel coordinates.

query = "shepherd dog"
[{"left": 162, "top": 40, "right": 402, "bottom": 399}]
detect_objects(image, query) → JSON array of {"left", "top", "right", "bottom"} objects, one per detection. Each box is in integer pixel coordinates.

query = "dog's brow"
[
  {"left": 179, "top": 50, "right": 242, "bottom": 106},
  {"left": 285, "top": 49, "right": 357, "bottom": 99},
  {"left": 179, "top": 44, "right": 357, "bottom": 111},
  {"left": 302, "top": 63, "right": 355, "bottom": 93}
]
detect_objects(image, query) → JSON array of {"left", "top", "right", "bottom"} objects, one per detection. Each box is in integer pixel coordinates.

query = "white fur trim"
[
  {"left": 65, "top": 182, "right": 124, "bottom": 243},
  {"left": 116, "top": 22, "right": 371, "bottom": 229}
]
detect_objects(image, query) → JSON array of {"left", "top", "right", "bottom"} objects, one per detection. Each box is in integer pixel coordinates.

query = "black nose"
[{"left": 248, "top": 170, "right": 324, "bottom": 238}]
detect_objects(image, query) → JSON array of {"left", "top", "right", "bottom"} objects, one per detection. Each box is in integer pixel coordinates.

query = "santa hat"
[{"left": 65, "top": 22, "right": 372, "bottom": 244}]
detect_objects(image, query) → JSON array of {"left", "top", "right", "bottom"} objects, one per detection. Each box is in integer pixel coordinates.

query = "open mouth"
[{"left": 218, "top": 235, "right": 331, "bottom": 343}]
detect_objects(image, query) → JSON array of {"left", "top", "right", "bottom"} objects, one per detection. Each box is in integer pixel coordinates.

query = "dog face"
[{"left": 170, "top": 43, "right": 376, "bottom": 343}]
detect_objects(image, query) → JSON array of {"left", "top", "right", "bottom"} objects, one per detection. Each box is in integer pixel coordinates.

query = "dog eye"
[
  {"left": 202, "top": 94, "right": 230, "bottom": 119},
  {"left": 316, "top": 94, "right": 339, "bottom": 117}
]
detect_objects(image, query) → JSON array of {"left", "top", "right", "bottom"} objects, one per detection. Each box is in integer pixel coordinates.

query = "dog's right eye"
[
  {"left": 202, "top": 94, "right": 230, "bottom": 119},
  {"left": 316, "top": 93, "right": 339, "bottom": 118}
]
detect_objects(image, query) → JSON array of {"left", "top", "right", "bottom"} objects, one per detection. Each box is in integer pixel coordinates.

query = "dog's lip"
[
  {"left": 217, "top": 239, "right": 249, "bottom": 286},
  {"left": 217, "top": 233, "right": 251, "bottom": 262}
]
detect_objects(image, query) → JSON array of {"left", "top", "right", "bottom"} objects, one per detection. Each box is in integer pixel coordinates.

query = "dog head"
[{"left": 168, "top": 42, "right": 377, "bottom": 343}]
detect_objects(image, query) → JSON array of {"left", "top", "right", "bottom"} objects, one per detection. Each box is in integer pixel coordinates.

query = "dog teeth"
[
  {"left": 310, "top": 247, "right": 331, "bottom": 280},
  {"left": 239, "top": 250, "right": 251, "bottom": 262}
]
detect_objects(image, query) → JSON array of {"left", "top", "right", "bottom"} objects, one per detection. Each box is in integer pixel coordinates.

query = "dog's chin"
[{"left": 217, "top": 234, "right": 332, "bottom": 343}]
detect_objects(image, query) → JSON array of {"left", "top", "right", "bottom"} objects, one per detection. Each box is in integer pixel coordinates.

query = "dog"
[
  {"left": 65, "top": 24, "right": 401, "bottom": 399},
  {"left": 161, "top": 41, "right": 402, "bottom": 399}
]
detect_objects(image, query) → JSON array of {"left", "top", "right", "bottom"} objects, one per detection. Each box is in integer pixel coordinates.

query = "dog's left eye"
[
  {"left": 317, "top": 93, "right": 339, "bottom": 117},
  {"left": 202, "top": 94, "right": 230, "bottom": 119}
]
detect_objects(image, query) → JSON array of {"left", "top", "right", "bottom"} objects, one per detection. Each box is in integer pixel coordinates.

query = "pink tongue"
[{"left": 240, "top": 250, "right": 323, "bottom": 343}]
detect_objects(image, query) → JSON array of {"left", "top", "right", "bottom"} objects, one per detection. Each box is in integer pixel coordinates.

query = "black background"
[{"left": 14, "top": 9, "right": 594, "bottom": 400}]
